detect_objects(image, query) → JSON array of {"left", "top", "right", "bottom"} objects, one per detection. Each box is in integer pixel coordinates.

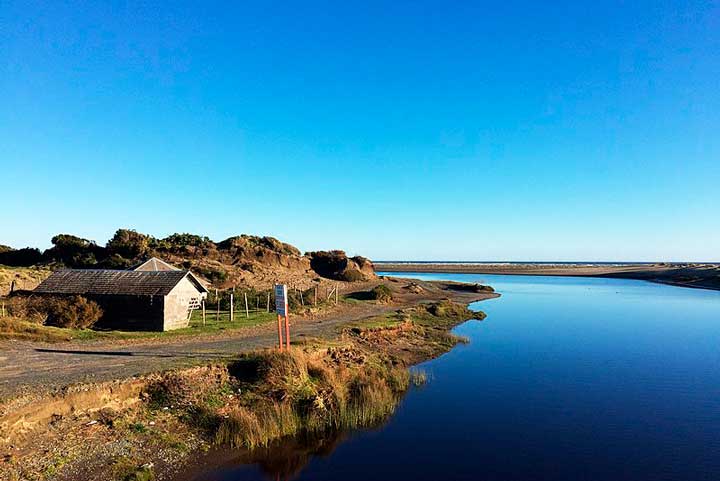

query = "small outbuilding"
[{"left": 34, "top": 269, "right": 208, "bottom": 331}]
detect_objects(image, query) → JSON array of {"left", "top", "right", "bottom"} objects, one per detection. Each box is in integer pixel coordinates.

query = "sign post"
[{"left": 274, "top": 284, "right": 290, "bottom": 351}]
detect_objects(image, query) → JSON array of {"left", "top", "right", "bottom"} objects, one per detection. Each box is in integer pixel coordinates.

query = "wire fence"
[{"left": 198, "top": 283, "right": 344, "bottom": 323}]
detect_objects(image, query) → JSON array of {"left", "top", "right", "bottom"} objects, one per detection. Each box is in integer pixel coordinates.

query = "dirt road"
[{"left": 0, "top": 279, "right": 496, "bottom": 400}]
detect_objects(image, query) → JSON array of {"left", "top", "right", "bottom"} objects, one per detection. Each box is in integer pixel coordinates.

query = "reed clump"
[
  {"left": 143, "top": 346, "right": 425, "bottom": 451},
  {"left": 214, "top": 348, "right": 415, "bottom": 449}
]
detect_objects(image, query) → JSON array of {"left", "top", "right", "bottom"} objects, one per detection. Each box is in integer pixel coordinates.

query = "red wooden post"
[
  {"left": 284, "top": 313, "right": 290, "bottom": 350},
  {"left": 277, "top": 314, "right": 284, "bottom": 351}
]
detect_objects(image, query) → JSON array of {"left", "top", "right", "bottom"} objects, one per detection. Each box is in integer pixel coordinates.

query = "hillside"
[
  {"left": 0, "top": 230, "right": 376, "bottom": 290},
  {"left": 0, "top": 266, "right": 52, "bottom": 296}
]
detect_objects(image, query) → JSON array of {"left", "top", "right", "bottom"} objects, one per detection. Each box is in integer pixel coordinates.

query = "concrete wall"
[{"left": 163, "top": 276, "right": 203, "bottom": 331}]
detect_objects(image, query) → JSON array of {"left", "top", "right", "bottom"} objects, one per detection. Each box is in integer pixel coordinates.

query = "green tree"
[{"left": 106, "top": 229, "right": 151, "bottom": 259}]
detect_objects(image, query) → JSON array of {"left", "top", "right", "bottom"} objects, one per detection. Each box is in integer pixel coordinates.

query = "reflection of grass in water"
[{"left": 238, "top": 429, "right": 349, "bottom": 480}]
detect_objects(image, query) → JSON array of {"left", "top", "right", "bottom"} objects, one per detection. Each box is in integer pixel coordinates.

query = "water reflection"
[{"left": 190, "top": 421, "right": 390, "bottom": 481}]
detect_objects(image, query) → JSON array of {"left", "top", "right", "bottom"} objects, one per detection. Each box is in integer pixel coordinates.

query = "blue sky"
[{"left": 2, "top": 1, "right": 718, "bottom": 261}]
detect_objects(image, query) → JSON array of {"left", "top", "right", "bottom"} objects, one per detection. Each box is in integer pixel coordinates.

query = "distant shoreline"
[{"left": 376, "top": 262, "right": 720, "bottom": 292}]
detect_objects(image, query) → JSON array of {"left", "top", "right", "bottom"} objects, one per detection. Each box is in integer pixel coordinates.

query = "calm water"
[{"left": 191, "top": 273, "right": 720, "bottom": 481}]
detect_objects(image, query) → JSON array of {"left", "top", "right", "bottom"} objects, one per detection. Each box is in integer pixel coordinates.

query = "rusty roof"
[{"left": 34, "top": 269, "right": 208, "bottom": 296}]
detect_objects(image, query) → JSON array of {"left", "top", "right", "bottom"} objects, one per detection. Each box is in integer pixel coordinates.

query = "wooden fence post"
[
  {"left": 266, "top": 292, "right": 270, "bottom": 313},
  {"left": 216, "top": 289, "right": 220, "bottom": 322},
  {"left": 244, "top": 292, "right": 249, "bottom": 318},
  {"left": 230, "top": 293, "right": 234, "bottom": 322}
]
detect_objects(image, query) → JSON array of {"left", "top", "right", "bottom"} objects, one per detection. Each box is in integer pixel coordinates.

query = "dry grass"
[
  {"left": 144, "top": 347, "right": 421, "bottom": 450},
  {"left": 0, "top": 266, "right": 51, "bottom": 296},
  {"left": 215, "top": 349, "right": 411, "bottom": 448}
]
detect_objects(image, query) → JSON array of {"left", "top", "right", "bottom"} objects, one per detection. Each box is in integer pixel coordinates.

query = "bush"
[
  {"left": 444, "top": 282, "right": 494, "bottom": 293},
  {"left": 5, "top": 295, "right": 50, "bottom": 323},
  {"left": 154, "top": 233, "right": 214, "bottom": 250},
  {"left": 307, "top": 251, "right": 349, "bottom": 279},
  {"left": 0, "top": 247, "right": 43, "bottom": 267},
  {"left": 308, "top": 251, "right": 368, "bottom": 282},
  {"left": 45, "top": 295, "right": 103, "bottom": 328},
  {"left": 97, "top": 253, "right": 133, "bottom": 269},
  {"left": 340, "top": 269, "right": 364, "bottom": 282},
  {"left": 370, "top": 284, "right": 392, "bottom": 303},
  {"left": 424, "top": 300, "right": 484, "bottom": 320},
  {"left": 195, "top": 266, "right": 228, "bottom": 284},
  {"left": 43, "top": 234, "right": 103, "bottom": 267},
  {"left": 6, "top": 295, "right": 102, "bottom": 329},
  {"left": 106, "top": 229, "right": 150, "bottom": 259}
]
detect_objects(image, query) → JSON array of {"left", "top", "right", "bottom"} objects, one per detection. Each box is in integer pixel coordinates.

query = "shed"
[{"left": 34, "top": 269, "right": 208, "bottom": 331}]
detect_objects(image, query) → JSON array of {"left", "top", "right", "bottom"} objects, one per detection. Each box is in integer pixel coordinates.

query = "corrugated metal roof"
[
  {"left": 133, "top": 257, "right": 181, "bottom": 272},
  {"left": 34, "top": 269, "right": 207, "bottom": 296}
]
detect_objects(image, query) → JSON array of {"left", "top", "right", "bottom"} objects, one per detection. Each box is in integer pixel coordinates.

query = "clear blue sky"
[{"left": 2, "top": 1, "right": 718, "bottom": 261}]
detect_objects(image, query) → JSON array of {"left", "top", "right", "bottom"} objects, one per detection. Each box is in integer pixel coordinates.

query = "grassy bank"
[{"left": 0, "top": 300, "right": 485, "bottom": 481}]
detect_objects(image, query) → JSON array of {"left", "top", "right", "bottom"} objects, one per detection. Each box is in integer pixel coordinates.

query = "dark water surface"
[{"left": 191, "top": 273, "right": 720, "bottom": 481}]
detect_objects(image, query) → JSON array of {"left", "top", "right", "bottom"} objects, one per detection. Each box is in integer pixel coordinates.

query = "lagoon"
[{"left": 191, "top": 273, "right": 720, "bottom": 481}]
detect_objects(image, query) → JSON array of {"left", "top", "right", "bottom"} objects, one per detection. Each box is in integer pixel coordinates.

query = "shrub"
[
  {"left": 195, "top": 266, "right": 228, "bottom": 284},
  {"left": 155, "top": 233, "right": 214, "bottom": 250},
  {"left": 43, "top": 234, "right": 103, "bottom": 267},
  {"left": 424, "top": 300, "right": 485, "bottom": 320},
  {"left": 106, "top": 229, "right": 150, "bottom": 259},
  {"left": 444, "top": 282, "right": 494, "bottom": 293},
  {"left": 370, "top": 284, "right": 392, "bottom": 303},
  {"left": 340, "top": 269, "right": 365, "bottom": 282},
  {"left": 97, "top": 254, "right": 133, "bottom": 269},
  {"left": 217, "top": 236, "right": 302, "bottom": 257},
  {"left": 307, "top": 251, "right": 349, "bottom": 279},
  {"left": 5, "top": 295, "right": 50, "bottom": 323},
  {"left": 44, "top": 296, "right": 103, "bottom": 329},
  {"left": 0, "top": 247, "right": 43, "bottom": 267},
  {"left": 4, "top": 295, "right": 102, "bottom": 328}
]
